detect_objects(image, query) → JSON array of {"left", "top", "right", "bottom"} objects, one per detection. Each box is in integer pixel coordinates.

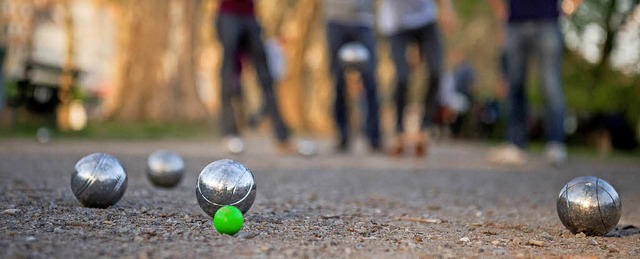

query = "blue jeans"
[
  {"left": 216, "top": 14, "right": 289, "bottom": 142},
  {"left": 506, "top": 20, "right": 565, "bottom": 148},
  {"left": 389, "top": 22, "right": 443, "bottom": 133},
  {"left": 326, "top": 22, "right": 381, "bottom": 147}
]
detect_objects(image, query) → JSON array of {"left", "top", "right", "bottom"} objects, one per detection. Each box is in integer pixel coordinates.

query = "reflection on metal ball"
[
  {"left": 195, "top": 159, "right": 256, "bottom": 217},
  {"left": 557, "top": 176, "right": 622, "bottom": 236},
  {"left": 338, "top": 42, "right": 370, "bottom": 71},
  {"left": 71, "top": 153, "right": 128, "bottom": 208},
  {"left": 147, "top": 150, "right": 185, "bottom": 188}
]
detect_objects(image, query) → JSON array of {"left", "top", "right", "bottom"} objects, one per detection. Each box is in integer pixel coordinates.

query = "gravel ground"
[{"left": 1, "top": 135, "right": 639, "bottom": 258}]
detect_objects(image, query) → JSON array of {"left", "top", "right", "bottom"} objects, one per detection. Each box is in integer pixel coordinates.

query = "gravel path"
[{"left": 1, "top": 136, "right": 639, "bottom": 258}]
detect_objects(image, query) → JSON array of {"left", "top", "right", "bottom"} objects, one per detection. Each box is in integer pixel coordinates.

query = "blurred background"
[{"left": 0, "top": 0, "right": 638, "bottom": 155}]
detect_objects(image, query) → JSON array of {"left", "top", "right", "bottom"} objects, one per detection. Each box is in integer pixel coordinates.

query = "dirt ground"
[{"left": 1, "top": 135, "right": 639, "bottom": 258}]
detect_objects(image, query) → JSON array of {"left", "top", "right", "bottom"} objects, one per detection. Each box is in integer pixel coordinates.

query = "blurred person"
[
  {"left": 0, "top": 20, "right": 6, "bottom": 118},
  {"left": 438, "top": 50, "right": 475, "bottom": 138},
  {"left": 378, "top": 0, "right": 457, "bottom": 157},
  {"left": 324, "top": 0, "right": 382, "bottom": 153},
  {"left": 216, "top": 0, "right": 293, "bottom": 153},
  {"left": 487, "top": 0, "right": 580, "bottom": 165}
]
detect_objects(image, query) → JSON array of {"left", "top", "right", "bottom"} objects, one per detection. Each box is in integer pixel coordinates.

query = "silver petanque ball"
[
  {"left": 71, "top": 153, "right": 128, "bottom": 208},
  {"left": 147, "top": 150, "right": 185, "bottom": 188},
  {"left": 557, "top": 176, "right": 622, "bottom": 236},
  {"left": 196, "top": 159, "right": 256, "bottom": 217},
  {"left": 338, "top": 41, "right": 370, "bottom": 71}
]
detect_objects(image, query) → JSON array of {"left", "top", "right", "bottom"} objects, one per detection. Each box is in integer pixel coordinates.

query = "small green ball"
[{"left": 213, "top": 205, "right": 244, "bottom": 235}]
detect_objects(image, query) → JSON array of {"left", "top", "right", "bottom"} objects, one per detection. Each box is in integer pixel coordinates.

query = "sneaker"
[
  {"left": 389, "top": 136, "right": 405, "bottom": 157},
  {"left": 275, "top": 141, "right": 296, "bottom": 155},
  {"left": 545, "top": 142, "right": 567, "bottom": 165},
  {"left": 334, "top": 138, "right": 350, "bottom": 153},
  {"left": 487, "top": 144, "right": 527, "bottom": 166},
  {"left": 415, "top": 131, "right": 430, "bottom": 158},
  {"left": 224, "top": 136, "right": 245, "bottom": 154}
]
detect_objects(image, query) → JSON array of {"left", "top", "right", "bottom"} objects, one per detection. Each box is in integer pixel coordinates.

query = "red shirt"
[{"left": 219, "top": 0, "right": 255, "bottom": 17}]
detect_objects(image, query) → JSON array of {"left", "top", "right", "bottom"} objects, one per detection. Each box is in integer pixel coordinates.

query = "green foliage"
[
  {"left": 0, "top": 118, "right": 215, "bottom": 140},
  {"left": 563, "top": 49, "right": 640, "bottom": 122}
]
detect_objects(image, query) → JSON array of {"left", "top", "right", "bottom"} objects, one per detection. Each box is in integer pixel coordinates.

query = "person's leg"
[
  {"left": 388, "top": 31, "right": 410, "bottom": 155},
  {"left": 355, "top": 26, "right": 382, "bottom": 149},
  {"left": 245, "top": 17, "right": 290, "bottom": 143},
  {"left": 419, "top": 22, "right": 444, "bottom": 131},
  {"left": 535, "top": 21, "right": 565, "bottom": 145},
  {"left": 536, "top": 20, "right": 567, "bottom": 163},
  {"left": 505, "top": 23, "right": 530, "bottom": 149},
  {"left": 389, "top": 32, "right": 410, "bottom": 134},
  {"left": 216, "top": 14, "right": 243, "bottom": 137},
  {"left": 415, "top": 22, "right": 444, "bottom": 157},
  {"left": 327, "top": 22, "right": 350, "bottom": 150}
]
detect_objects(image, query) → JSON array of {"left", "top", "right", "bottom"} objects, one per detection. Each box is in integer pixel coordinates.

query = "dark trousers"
[
  {"left": 326, "top": 22, "right": 381, "bottom": 146},
  {"left": 389, "top": 22, "right": 444, "bottom": 133},
  {"left": 216, "top": 13, "right": 289, "bottom": 142}
]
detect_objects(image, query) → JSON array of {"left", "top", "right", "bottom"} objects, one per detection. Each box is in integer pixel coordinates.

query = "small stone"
[
  {"left": 491, "top": 240, "right": 500, "bottom": 245},
  {"left": 25, "top": 236, "right": 36, "bottom": 242},
  {"left": 606, "top": 244, "right": 620, "bottom": 253},
  {"left": 589, "top": 238, "right": 598, "bottom": 246},
  {"left": 493, "top": 249, "right": 508, "bottom": 256},
  {"left": 575, "top": 232, "right": 587, "bottom": 238},
  {"left": 2, "top": 209, "right": 21, "bottom": 215},
  {"left": 459, "top": 237, "right": 470, "bottom": 243},
  {"left": 527, "top": 239, "right": 544, "bottom": 247},
  {"left": 512, "top": 237, "right": 522, "bottom": 245}
]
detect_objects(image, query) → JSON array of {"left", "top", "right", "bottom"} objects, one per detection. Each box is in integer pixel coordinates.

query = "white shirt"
[{"left": 378, "top": 0, "right": 439, "bottom": 35}]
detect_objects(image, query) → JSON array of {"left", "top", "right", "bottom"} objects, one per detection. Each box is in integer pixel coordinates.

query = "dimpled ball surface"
[
  {"left": 557, "top": 176, "right": 622, "bottom": 236},
  {"left": 71, "top": 153, "right": 128, "bottom": 208},
  {"left": 213, "top": 205, "right": 244, "bottom": 235},
  {"left": 195, "top": 159, "right": 256, "bottom": 217},
  {"left": 147, "top": 150, "right": 185, "bottom": 188}
]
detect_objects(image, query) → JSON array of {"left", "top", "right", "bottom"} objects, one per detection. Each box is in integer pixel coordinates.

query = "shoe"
[
  {"left": 224, "top": 136, "right": 244, "bottom": 154},
  {"left": 545, "top": 142, "right": 567, "bottom": 165},
  {"left": 275, "top": 141, "right": 296, "bottom": 155},
  {"left": 335, "top": 138, "right": 350, "bottom": 153},
  {"left": 370, "top": 139, "right": 384, "bottom": 153},
  {"left": 415, "top": 131, "right": 430, "bottom": 158},
  {"left": 389, "top": 136, "right": 405, "bottom": 157},
  {"left": 487, "top": 144, "right": 527, "bottom": 166}
]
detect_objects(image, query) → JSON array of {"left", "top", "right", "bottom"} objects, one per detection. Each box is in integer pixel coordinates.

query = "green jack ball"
[{"left": 213, "top": 205, "right": 244, "bottom": 235}]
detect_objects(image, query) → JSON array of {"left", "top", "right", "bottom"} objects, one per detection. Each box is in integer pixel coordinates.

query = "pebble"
[
  {"left": 493, "top": 249, "right": 508, "bottom": 256},
  {"left": 3, "top": 209, "right": 21, "bottom": 215},
  {"left": 459, "top": 237, "right": 470, "bottom": 243},
  {"left": 527, "top": 239, "right": 544, "bottom": 247}
]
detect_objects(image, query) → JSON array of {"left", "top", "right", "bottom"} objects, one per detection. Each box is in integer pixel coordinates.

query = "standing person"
[
  {"left": 487, "top": 0, "right": 576, "bottom": 165},
  {"left": 324, "top": 0, "right": 382, "bottom": 153},
  {"left": 216, "top": 0, "right": 292, "bottom": 153},
  {"left": 378, "top": 0, "right": 457, "bottom": 157}
]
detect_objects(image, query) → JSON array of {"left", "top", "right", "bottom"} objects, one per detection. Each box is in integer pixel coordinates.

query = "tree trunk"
[
  {"left": 107, "top": 0, "right": 208, "bottom": 122},
  {"left": 277, "top": 0, "right": 317, "bottom": 130},
  {"left": 56, "top": 0, "right": 75, "bottom": 131}
]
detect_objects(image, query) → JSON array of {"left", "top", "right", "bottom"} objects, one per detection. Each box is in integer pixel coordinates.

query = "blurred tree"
[
  {"left": 566, "top": 0, "right": 640, "bottom": 86},
  {"left": 106, "top": 0, "right": 208, "bottom": 122},
  {"left": 56, "top": 0, "right": 75, "bottom": 130}
]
